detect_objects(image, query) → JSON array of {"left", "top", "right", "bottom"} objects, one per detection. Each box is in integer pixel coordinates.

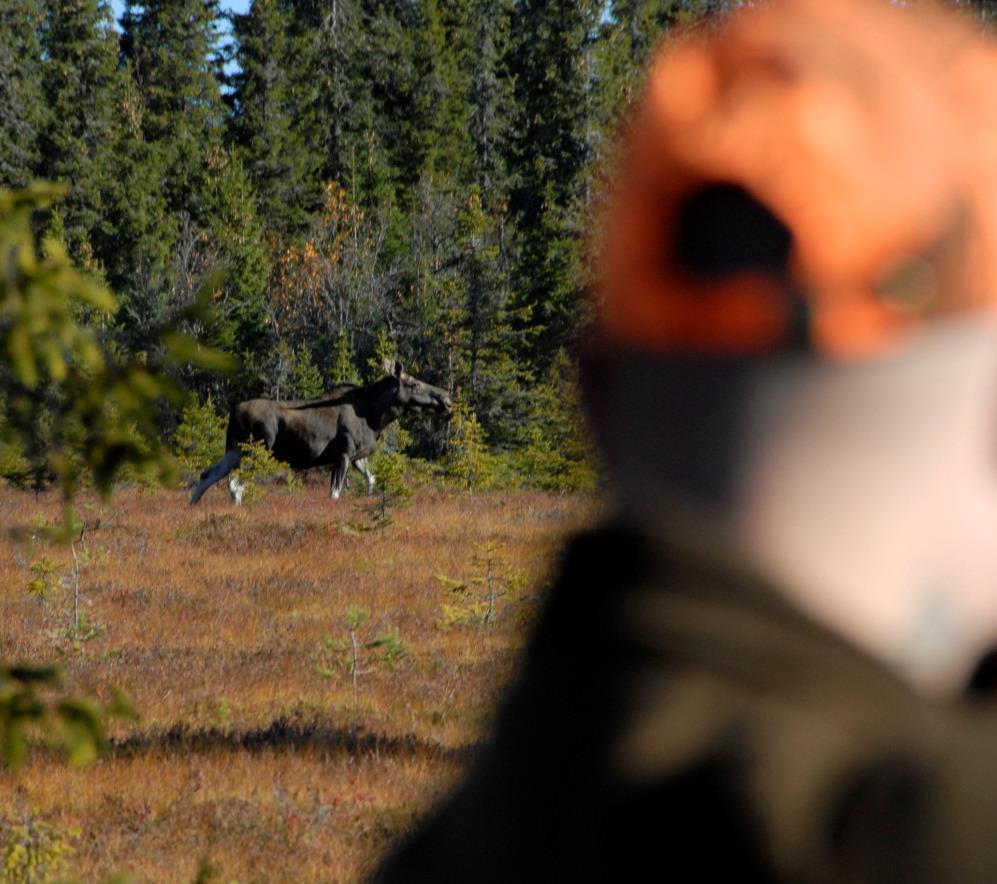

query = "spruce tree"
[
  {"left": 454, "top": 187, "right": 523, "bottom": 448},
  {"left": 121, "top": 0, "right": 228, "bottom": 224},
  {"left": 202, "top": 147, "right": 271, "bottom": 389},
  {"left": 0, "top": 0, "right": 45, "bottom": 191},
  {"left": 465, "top": 0, "right": 516, "bottom": 205},
  {"left": 404, "top": 0, "right": 472, "bottom": 188},
  {"left": 97, "top": 66, "right": 173, "bottom": 293},
  {"left": 292, "top": 0, "right": 365, "bottom": 186},
  {"left": 331, "top": 330, "right": 360, "bottom": 385},
  {"left": 603, "top": 0, "right": 737, "bottom": 111},
  {"left": 37, "top": 0, "right": 131, "bottom": 268},
  {"left": 505, "top": 0, "right": 606, "bottom": 371},
  {"left": 228, "top": 0, "right": 321, "bottom": 238},
  {"left": 121, "top": 0, "right": 270, "bottom": 398}
]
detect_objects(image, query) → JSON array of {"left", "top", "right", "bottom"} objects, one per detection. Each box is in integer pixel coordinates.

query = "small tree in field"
[
  {"left": 317, "top": 605, "right": 408, "bottom": 699},
  {"left": 330, "top": 329, "right": 360, "bottom": 385},
  {"left": 437, "top": 541, "right": 526, "bottom": 628},
  {"left": 174, "top": 393, "right": 227, "bottom": 477},
  {"left": 233, "top": 438, "right": 293, "bottom": 503},
  {"left": 445, "top": 402, "right": 498, "bottom": 492}
]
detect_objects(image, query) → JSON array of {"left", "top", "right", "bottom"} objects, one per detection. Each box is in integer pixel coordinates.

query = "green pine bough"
[{"left": 0, "top": 183, "right": 232, "bottom": 766}]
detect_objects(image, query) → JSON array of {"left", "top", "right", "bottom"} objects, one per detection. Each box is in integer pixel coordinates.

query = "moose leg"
[
  {"left": 330, "top": 453, "right": 350, "bottom": 500},
  {"left": 229, "top": 474, "right": 247, "bottom": 505},
  {"left": 190, "top": 449, "right": 242, "bottom": 505},
  {"left": 353, "top": 458, "right": 376, "bottom": 495}
]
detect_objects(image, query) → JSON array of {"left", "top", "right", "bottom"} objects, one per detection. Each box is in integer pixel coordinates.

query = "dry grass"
[{"left": 0, "top": 482, "right": 597, "bottom": 882}]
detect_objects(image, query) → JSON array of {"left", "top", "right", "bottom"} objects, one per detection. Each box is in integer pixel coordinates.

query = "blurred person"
[{"left": 375, "top": 1, "right": 997, "bottom": 881}]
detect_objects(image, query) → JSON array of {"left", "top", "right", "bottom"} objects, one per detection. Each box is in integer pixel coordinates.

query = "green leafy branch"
[
  {"left": 0, "top": 184, "right": 235, "bottom": 535},
  {"left": 0, "top": 665, "right": 136, "bottom": 769}
]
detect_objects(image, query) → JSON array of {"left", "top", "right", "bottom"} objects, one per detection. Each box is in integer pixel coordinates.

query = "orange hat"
[{"left": 595, "top": 0, "right": 997, "bottom": 359}]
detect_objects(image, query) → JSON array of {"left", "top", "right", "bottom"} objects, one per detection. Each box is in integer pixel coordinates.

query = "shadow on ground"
[{"left": 109, "top": 716, "right": 472, "bottom": 763}]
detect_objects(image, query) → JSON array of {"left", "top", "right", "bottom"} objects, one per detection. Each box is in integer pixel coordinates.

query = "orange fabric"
[{"left": 596, "top": 0, "right": 997, "bottom": 357}]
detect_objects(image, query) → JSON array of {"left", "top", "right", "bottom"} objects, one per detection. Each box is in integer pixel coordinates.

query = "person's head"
[{"left": 588, "top": 0, "right": 997, "bottom": 692}]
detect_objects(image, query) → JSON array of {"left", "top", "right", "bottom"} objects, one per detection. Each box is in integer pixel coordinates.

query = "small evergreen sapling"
[
  {"left": 174, "top": 393, "right": 227, "bottom": 478},
  {"left": 445, "top": 402, "right": 498, "bottom": 492},
  {"left": 233, "top": 438, "right": 293, "bottom": 504},
  {"left": 437, "top": 541, "right": 525, "bottom": 627},
  {"left": 317, "top": 605, "right": 409, "bottom": 700}
]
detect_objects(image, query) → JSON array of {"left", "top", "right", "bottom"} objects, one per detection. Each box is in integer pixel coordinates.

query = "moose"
[{"left": 190, "top": 359, "right": 453, "bottom": 505}]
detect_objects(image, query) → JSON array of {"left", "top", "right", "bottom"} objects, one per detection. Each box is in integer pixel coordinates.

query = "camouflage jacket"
[{"left": 376, "top": 521, "right": 997, "bottom": 883}]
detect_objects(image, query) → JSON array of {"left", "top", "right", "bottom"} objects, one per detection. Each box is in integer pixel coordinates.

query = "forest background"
[
  {"left": 3, "top": 0, "right": 997, "bottom": 494},
  {"left": 0, "top": 0, "right": 763, "bottom": 495}
]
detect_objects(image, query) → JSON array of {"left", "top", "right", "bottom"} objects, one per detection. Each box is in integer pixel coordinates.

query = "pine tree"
[
  {"left": 0, "top": 0, "right": 45, "bottom": 191},
  {"left": 121, "top": 0, "right": 228, "bottom": 224},
  {"left": 465, "top": 0, "right": 516, "bottom": 205},
  {"left": 202, "top": 147, "right": 270, "bottom": 381},
  {"left": 228, "top": 0, "right": 321, "bottom": 238},
  {"left": 37, "top": 0, "right": 134, "bottom": 269},
  {"left": 505, "top": 0, "right": 606, "bottom": 371}
]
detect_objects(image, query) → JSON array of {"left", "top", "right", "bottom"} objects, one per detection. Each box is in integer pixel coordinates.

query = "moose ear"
[{"left": 393, "top": 359, "right": 404, "bottom": 377}]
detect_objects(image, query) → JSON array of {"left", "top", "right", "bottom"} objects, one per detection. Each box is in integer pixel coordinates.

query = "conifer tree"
[
  {"left": 404, "top": 0, "right": 472, "bottom": 188},
  {"left": 292, "top": 0, "right": 400, "bottom": 211},
  {"left": 121, "top": 0, "right": 228, "bottom": 224},
  {"left": 505, "top": 0, "right": 606, "bottom": 370},
  {"left": 0, "top": 0, "right": 45, "bottom": 191},
  {"left": 202, "top": 147, "right": 270, "bottom": 382},
  {"left": 122, "top": 0, "right": 269, "bottom": 397},
  {"left": 37, "top": 0, "right": 132, "bottom": 269},
  {"left": 228, "top": 0, "right": 321, "bottom": 238},
  {"left": 97, "top": 67, "right": 173, "bottom": 293},
  {"left": 602, "top": 0, "right": 736, "bottom": 111},
  {"left": 331, "top": 330, "right": 361, "bottom": 385},
  {"left": 465, "top": 0, "right": 516, "bottom": 205},
  {"left": 292, "top": 0, "right": 367, "bottom": 188},
  {"left": 454, "top": 187, "right": 523, "bottom": 447}
]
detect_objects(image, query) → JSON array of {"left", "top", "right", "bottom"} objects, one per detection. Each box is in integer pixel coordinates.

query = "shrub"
[
  {"left": 444, "top": 403, "right": 500, "bottom": 492},
  {"left": 1, "top": 818, "right": 78, "bottom": 882},
  {"left": 174, "top": 394, "right": 227, "bottom": 478},
  {"left": 513, "top": 425, "right": 597, "bottom": 493},
  {"left": 330, "top": 330, "right": 360, "bottom": 385},
  {"left": 234, "top": 438, "right": 293, "bottom": 504}
]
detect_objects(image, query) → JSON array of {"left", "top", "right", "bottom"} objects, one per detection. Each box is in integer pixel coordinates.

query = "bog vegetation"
[{"left": 0, "top": 483, "right": 596, "bottom": 880}]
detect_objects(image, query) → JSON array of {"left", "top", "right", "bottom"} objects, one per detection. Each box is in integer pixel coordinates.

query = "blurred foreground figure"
[{"left": 376, "top": 1, "right": 997, "bottom": 881}]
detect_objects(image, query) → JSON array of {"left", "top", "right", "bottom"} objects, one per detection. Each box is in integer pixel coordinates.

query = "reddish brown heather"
[{"left": 0, "top": 484, "right": 597, "bottom": 882}]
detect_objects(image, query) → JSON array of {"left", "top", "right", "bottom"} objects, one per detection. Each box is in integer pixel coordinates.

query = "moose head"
[{"left": 383, "top": 358, "right": 453, "bottom": 415}]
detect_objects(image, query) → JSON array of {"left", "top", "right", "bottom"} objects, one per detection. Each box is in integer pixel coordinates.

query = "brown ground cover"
[{"left": 0, "top": 482, "right": 597, "bottom": 882}]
